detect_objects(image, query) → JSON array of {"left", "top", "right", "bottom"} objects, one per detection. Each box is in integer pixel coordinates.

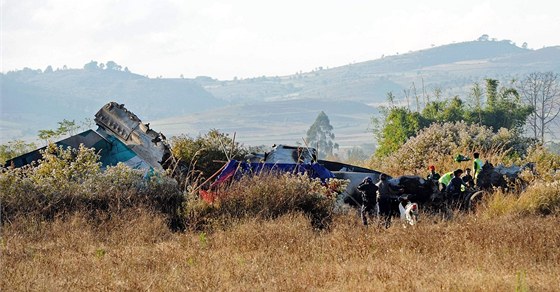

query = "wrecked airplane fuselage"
[
  {"left": 6, "top": 102, "right": 171, "bottom": 172},
  {"left": 217, "top": 144, "right": 389, "bottom": 206}
]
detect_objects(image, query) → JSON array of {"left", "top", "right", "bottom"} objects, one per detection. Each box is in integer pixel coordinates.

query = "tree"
[
  {"left": 375, "top": 107, "right": 428, "bottom": 157},
  {"left": 0, "top": 140, "right": 37, "bottom": 165},
  {"left": 83, "top": 60, "right": 100, "bottom": 71},
  {"left": 466, "top": 79, "right": 532, "bottom": 133},
  {"left": 440, "top": 96, "right": 465, "bottom": 122},
  {"left": 44, "top": 65, "right": 53, "bottom": 73},
  {"left": 485, "top": 78, "right": 499, "bottom": 109},
  {"left": 38, "top": 129, "right": 59, "bottom": 144},
  {"left": 477, "top": 34, "right": 489, "bottom": 41},
  {"left": 422, "top": 100, "right": 446, "bottom": 122},
  {"left": 306, "top": 111, "right": 339, "bottom": 159},
  {"left": 373, "top": 78, "right": 533, "bottom": 157},
  {"left": 468, "top": 82, "right": 484, "bottom": 124},
  {"left": 57, "top": 119, "right": 79, "bottom": 136},
  {"left": 106, "top": 61, "right": 122, "bottom": 71},
  {"left": 345, "top": 146, "right": 369, "bottom": 164},
  {"left": 386, "top": 92, "right": 396, "bottom": 108},
  {"left": 521, "top": 72, "right": 560, "bottom": 143},
  {"left": 37, "top": 119, "right": 80, "bottom": 145}
]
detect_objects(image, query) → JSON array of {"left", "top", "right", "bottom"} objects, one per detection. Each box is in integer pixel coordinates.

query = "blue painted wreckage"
[
  {"left": 6, "top": 102, "right": 170, "bottom": 172},
  {"left": 202, "top": 144, "right": 388, "bottom": 204}
]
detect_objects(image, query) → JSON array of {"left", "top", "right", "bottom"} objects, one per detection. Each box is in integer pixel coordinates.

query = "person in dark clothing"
[
  {"left": 376, "top": 173, "right": 402, "bottom": 228},
  {"left": 427, "top": 165, "right": 441, "bottom": 181},
  {"left": 462, "top": 168, "right": 474, "bottom": 188},
  {"left": 357, "top": 176, "right": 378, "bottom": 226},
  {"left": 446, "top": 169, "right": 467, "bottom": 207}
]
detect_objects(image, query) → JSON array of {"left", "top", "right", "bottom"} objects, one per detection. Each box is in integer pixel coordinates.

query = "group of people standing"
[
  {"left": 356, "top": 152, "right": 485, "bottom": 227},
  {"left": 357, "top": 173, "right": 403, "bottom": 227},
  {"left": 429, "top": 152, "right": 484, "bottom": 205}
]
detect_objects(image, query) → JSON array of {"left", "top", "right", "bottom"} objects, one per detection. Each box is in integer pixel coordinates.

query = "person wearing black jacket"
[
  {"left": 357, "top": 176, "right": 378, "bottom": 226},
  {"left": 462, "top": 168, "right": 474, "bottom": 188},
  {"left": 376, "top": 173, "right": 403, "bottom": 228},
  {"left": 446, "top": 169, "right": 467, "bottom": 207}
]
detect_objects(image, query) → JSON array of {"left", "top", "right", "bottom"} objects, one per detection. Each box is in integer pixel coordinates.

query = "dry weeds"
[{"left": 2, "top": 209, "right": 559, "bottom": 291}]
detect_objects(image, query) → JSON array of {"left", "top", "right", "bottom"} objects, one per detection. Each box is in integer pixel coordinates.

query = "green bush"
[{"left": 374, "top": 79, "right": 533, "bottom": 158}]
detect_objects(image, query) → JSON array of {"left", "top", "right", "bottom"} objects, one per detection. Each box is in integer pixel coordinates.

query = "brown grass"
[
  {"left": 482, "top": 180, "right": 560, "bottom": 218},
  {"left": 2, "top": 134, "right": 559, "bottom": 291},
  {"left": 184, "top": 172, "right": 339, "bottom": 231},
  {"left": 2, "top": 209, "right": 559, "bottom": 291}
]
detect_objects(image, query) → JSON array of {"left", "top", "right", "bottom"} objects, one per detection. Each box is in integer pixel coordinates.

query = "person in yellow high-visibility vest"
[
  {"left": 473, "top": 152, "right": 484, "bottom": 184},
  {"left": 438, "top": 171, "right": 453, "bottom": 191}
]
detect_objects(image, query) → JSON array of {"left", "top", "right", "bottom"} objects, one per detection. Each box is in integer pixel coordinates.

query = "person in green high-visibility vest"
[
  {"left": 473, "top": 152, "right": 484, "bottom": 183},
  {"left": 438, "top": 171, "right": 453, "bottom": 191}
]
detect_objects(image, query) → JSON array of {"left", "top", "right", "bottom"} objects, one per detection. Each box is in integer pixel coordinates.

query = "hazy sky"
[{"left": 2, "top": 0, "right": 559, "bottom": 80}]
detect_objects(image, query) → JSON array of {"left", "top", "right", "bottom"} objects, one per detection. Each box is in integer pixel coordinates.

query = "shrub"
[
  {"left": 369, "top": 121, "right": 535, "bottom": 176},
  {"left": 169, "top": 129, "right": 248, "bottom": 188},
  {"left": 0, "top": 139, "right": 37, "bottom": 165},
  {"left": 0, "top": 144, "right": 184, "bottom": 229},
  {"left": 183, "top": 172, "right": 345, "bottom": 231},
  {"left": 524, "top": 144, "right": 560, "bottom": 182}
]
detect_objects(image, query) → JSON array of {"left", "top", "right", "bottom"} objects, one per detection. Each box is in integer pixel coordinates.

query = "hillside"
[
  {"left": 1, "top": 39, "right": 559, "bottom": 148},
  {"left": 196, "top": 40, "right": 560, "bottom": 104},
  {"left": 1, "top": 68, "right": 219, "bottom": 139}
]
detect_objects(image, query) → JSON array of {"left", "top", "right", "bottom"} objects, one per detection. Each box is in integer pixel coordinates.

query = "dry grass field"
[
  {"left": 2, "top": 209, "right": 559, "bottom": 291},
  {"left": 2, "top": 134, "right": 559, "bottom": 291}
]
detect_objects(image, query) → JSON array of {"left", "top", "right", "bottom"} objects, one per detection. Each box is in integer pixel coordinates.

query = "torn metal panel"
[
  {"left": 94, "top": 102, "right": 170, "bottom": 171},
  {"left": 6, "top": 102, "right": 170, "bottom": 172},
  {"left": 6, "top": 129, "right": 108, "bottom": 168},
  {"left": 261, "top": 144, "right": 317, "bottom": 164}
]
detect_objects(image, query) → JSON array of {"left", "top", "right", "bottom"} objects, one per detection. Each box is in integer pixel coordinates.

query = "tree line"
[{"left": 374, "top": 72, "right": 560, "bottom": 157}]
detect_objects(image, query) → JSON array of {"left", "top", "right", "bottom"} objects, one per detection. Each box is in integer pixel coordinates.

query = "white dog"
[{"left": 399, "top": 200, "right": 419, "bottom": 226}]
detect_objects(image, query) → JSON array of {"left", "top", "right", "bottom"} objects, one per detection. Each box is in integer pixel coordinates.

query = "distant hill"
[
  {"left": 195, "top": 40, "right": 560, "bottom": 104},
  {"left": 1, "top": 39, "right": 559, "bottom": 149},
  {"left": 1, "top": 68, "right": 220, "bottom": 139}
]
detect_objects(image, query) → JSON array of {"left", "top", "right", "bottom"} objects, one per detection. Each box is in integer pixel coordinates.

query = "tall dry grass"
[
  {"left": 2, "top": 210, "right": 559, "bottom": 291},
  {"left": 482, "top": 180, "right": 560, "bottom": 218},
  {"left": 184, "top": 171, "right": 342, "bottom": 231}
]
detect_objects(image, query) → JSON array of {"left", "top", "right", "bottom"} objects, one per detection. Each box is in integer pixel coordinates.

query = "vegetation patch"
[
  {"left": 0, "top": 144, "right": 184, "bottom": 229},
  {"left": 184, "top": 172, "right": 344, "bottom": 231},
  {"left": 369, "top": 121, "right": 534, "bottom": 176}
]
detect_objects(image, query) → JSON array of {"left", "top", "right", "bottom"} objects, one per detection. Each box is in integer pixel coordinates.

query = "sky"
[{"left": 2, "top": 0, "right": 560, "bottom": 80}]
